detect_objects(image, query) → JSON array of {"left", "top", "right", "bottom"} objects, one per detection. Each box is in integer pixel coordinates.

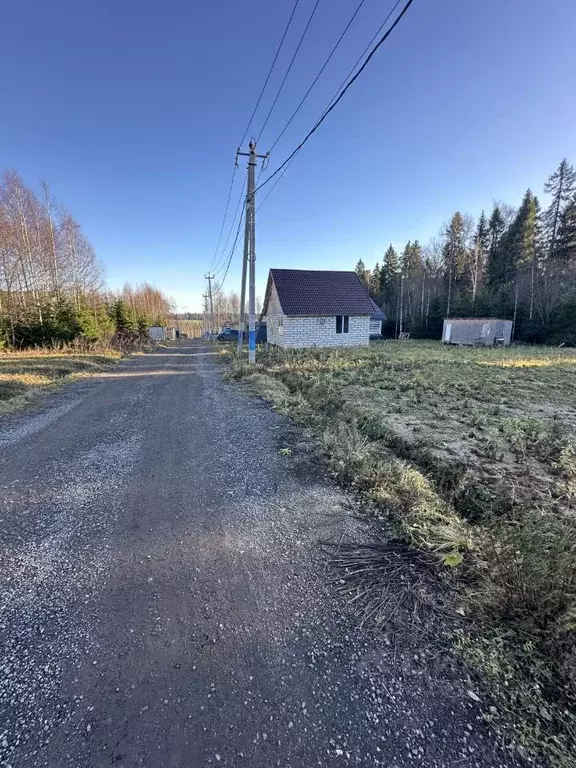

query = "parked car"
[
  {"left": 256, "top": 322, "right": 267, "bottom": 343},
  {"left": 216, "top": 328, "right": 239, "bottom": 342},
  {"left": 216, "top": 324, "right": 267, "bottom": 344}
]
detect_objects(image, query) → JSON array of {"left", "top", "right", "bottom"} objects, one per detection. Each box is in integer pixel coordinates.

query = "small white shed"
[
  {"left": 443, "top": 318, "right": 513, "bottom": 347},
  {"left": 148, "top": 326, "right": 167, "bottom": 341}
]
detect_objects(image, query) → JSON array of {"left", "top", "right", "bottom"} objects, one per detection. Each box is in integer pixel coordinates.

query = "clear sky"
[{"left": 1, "top": 0, "right": 574, "bottom": 312}]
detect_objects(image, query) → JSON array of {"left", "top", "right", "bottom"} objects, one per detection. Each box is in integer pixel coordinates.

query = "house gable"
[{"left": 263, "top": 269, "right": 374, "bottom": 317}]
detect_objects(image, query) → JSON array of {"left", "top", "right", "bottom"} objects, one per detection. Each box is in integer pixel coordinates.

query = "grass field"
[
  {"left": 228, "top": 340, "right": 576, "bottom": 767},
  {"left": 0, "top": 349, "right": 121, "bottom": 415}
]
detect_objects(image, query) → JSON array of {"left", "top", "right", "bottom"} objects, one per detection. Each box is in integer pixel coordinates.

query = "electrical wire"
[
  {"left": 214, "top": 203, "right": 246, "bottom": 293},
  {"left": 268, "top": 0, "right": 369, "bottom": 153},
  {"left": 255, "top": 0, "right": 404, "bottom": 209},
  {"left": 239, "top": 0, "right": 301, "bottom": 148},
  {"left": 212, "top": 178, "right": 246, "bottom": 274},
  {"left": 208, "top": 164, "right": 237, "bottom": 272},
  {"left": 321, "top": 0, "right": 403, "bottom": 114},
  {"left": 256, "top": 0, "right": 322, "bottom": 144},
  {"left": 209, "top": 2, "right": 300, "bottom": 277},
  {"left": 256, "top": 158, "right": 295, "bottom": 211},
  {"left": 255, "top": 0, "right": 415, "bottom": 195}
]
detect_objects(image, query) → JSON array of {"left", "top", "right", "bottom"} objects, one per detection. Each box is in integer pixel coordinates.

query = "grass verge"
[
  {"left": 0, "top": 348, "right": 121, "bottom": 415},
  {"left": 226, "top": 340, "right": 576, "bottom": 767}
]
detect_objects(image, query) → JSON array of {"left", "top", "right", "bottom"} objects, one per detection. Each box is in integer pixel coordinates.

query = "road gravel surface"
[{"left": 0, "top": 341, "right": 522, "bottom": 767}]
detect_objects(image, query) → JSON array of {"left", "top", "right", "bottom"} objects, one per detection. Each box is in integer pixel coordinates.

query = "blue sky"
[{"left": 1, "top": 0, "right": 574, "bottom": 312}]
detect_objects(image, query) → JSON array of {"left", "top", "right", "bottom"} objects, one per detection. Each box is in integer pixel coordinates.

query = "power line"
[
  {"left": 257, "top": 0, "right": 404, "bottom": 209},
  {"left": 214, "top": 203, "right": 246, "bottom": 293},
  {"left": 208, "top": 164, "right": 237, "bottom": 272},
  {"left": 256, "top": 0, "right": 322, "bottom": 144},
  {"left": 322, "top": 0, "right": 404, "bottom": 114},
  {"left": 239, "top": 0, "right": 301, "bottom": 148},
  {"left": 255, "top": 0, "right": 415, "bottom": 195},
  {"left": 269, "top": 0, "right": 369, "bottom": 153},
  {"left": 257, "top": 158, "right": 295, "bottom": 211},
  {"left": 210, "top": 3, "right": 299, "bottom": 277},
  {"left": 213, "top": 178, "right": 246, "bottom": 274}
]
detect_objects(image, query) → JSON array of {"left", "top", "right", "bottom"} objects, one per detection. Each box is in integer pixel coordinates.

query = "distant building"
[
  {"left": 148, "top": 326, "right": 166, "bottom": 341},
  {"left": 442, "top": 318, "right": 513, "bottom": 347},
  {"left": 263, "top": 269, "right": 375, "bottom": 348}
]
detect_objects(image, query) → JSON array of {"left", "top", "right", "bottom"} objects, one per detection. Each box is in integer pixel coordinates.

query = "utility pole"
[
  {"left": 205, "top": 273, "right": 215, "bottom": 335},
  {"left": 236, "top": 141, "right": 268, "bottom": 363},
  {"left": 237, "top": 208, "right": 249, "bottom": 353},
  {"left": 202, "top": 293, "right": 209, "bottom": 335}
]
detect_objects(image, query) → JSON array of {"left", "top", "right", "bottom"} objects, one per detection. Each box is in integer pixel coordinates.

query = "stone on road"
[{"left": 0, "top": 341, "right": 519, "bottom": 767}]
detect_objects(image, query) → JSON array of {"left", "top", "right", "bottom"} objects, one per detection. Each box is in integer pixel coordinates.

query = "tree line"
[
  {"left": 0, "top": 170, "right": 173, "bottom": 348},
  {"left": 356, "top": 158, "right": 576, "bottom": 344}
]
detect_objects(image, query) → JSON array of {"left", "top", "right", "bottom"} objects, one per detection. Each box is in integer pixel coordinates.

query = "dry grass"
[
  {"left": 0, "top": 348, "right": 121, "bottom": 415},
  {"left": 227, "top": 339, "right": 576, "bottom": 766}
]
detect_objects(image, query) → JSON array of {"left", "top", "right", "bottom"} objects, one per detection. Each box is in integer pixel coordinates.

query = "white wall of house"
[
  {"left": 266, "top": 282, "right": 285, "bottom": 346},
  {"left": 267, "top": 314, "right": 370, "bottom": 348}
]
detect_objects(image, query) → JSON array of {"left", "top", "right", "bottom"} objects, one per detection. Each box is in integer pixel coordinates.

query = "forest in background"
[
  {"left": 357, "top": 158, "right": 576, "bottom": 344},
  {"left": 0, "top": 171, "right": 174, "bottom": 348}
]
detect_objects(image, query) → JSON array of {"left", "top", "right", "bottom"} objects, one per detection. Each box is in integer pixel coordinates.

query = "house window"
[
  {"left": 336, "top": 315, "right": 349, "bottom": 334},
  {"left": 278, "top": 316, "right": 283, "bottom": 335}
]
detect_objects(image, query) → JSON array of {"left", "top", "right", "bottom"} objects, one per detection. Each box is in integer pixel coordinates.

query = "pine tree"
[
  {"left": 544, "top": 159, "right": 576, "bottom": 257},
  {"left": 368, "top": 262, "right": 381, "bottom": 299}
]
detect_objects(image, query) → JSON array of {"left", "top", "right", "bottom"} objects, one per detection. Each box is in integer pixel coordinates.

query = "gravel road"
[{"left": 0, "top": 341, "right": 522, "bottom": 767}]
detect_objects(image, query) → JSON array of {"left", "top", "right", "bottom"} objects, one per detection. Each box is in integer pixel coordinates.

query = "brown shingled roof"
[{"left": 264, "top": 269, "right": 374, "bottom": 316}]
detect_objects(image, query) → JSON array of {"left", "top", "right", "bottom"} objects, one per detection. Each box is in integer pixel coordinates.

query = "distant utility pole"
[
  {"left": 236, "top": 141, "right": 268, "bottom": 363},
  {"left": 202, "top": 293, "right": 209, "bottom": 335},
  {"left": 205, "top": 274, "right": 215, "bottom": 334}
]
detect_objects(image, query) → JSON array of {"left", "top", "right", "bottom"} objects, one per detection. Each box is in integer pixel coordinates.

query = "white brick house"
[{"left": 263, "top": 269, "right": 379, "bottom": 349}]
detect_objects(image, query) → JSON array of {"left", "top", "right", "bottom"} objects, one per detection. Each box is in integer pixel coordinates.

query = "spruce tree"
[
  {"left": 501, "top": 190, "right": 540, "bottom": 329},
  {"left": 544, "top": 159, "right": 576, "bottom": 257},
  {"left": 380, "top": 245, "right": 400, "bottom": 327},
  {"left": 368, "top": 262, "right": 381, "bottom": 299},
  {"left": 557, "top": 196, "right": 576, "bottom": 261},
  {"left": 469, "top": 211, "right": 489, "bottom": 303},
  {"left": 354, "top": 258, "right": 370, "bottom": 288},
  {"left": 486, "top": 206, "right": 506, "bottom": 286},
  {"left": 381, "top": 245, "right": 399, "bottom": 289},
  {"left": 112, "top": 298, "right": 136, "bottom": 332},
  {"left": 442, "top": 212, "right": 467, "bottom": 316}
]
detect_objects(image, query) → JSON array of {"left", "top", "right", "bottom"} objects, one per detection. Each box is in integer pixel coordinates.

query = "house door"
[{"left": 444, "top": 323, "right": 452, "bottom": 342}]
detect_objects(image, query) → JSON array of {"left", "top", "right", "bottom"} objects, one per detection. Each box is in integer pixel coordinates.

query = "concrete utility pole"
[
  {"left": 236, "top": 141, "right": 268, "bottom": 363},
  {"left": 205, "top": 274, "right": 215, "bottom": 335},
  {"left": 237, "top": 207, "right": 249, "bottom": 353},
  {"left": 202, "top": 293, "right": 209, "bottom": 335}
]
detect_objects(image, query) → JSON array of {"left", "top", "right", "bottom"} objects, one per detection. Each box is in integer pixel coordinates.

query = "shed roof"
[
  {"left": 444, "top": 317, "right": 511, "bottom": 323},
  {"left": 264, "top": 269, "right": 375, "bottom": 316}
]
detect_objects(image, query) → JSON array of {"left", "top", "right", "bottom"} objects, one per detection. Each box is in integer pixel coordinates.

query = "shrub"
[{"left": 477, "top": 515, "right": 576, "bottom": 651}]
